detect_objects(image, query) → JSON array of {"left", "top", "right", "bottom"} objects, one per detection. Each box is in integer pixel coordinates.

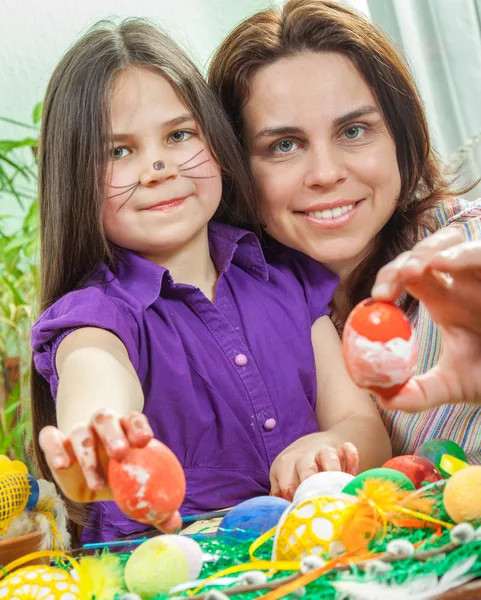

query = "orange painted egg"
[
  {"left": 342, "top": 299, "right": 418, "bottom": 397},
  {"left": 108, "top": 438, "right": 186, "bottom": 525}
]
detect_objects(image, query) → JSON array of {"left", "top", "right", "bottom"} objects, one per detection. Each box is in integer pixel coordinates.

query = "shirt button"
[
  {"left": 234, "top": 353, "right": 248, "bottom": 367},
  {"left": 263, "top": 418, "right": 277, "bottom": 431}
]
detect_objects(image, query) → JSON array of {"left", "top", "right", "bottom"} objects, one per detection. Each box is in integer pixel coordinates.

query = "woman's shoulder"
[{"left": 422, "top": 197, "right": 481, "bottom": 240}]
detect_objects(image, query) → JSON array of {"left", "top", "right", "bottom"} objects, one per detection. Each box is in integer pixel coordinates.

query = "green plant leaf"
[
  {"left": 32, "top": 102, "right": 43, "bottom": 125},
  {"left": 0, "top": 138, "right": 38, "bottom": 152}
]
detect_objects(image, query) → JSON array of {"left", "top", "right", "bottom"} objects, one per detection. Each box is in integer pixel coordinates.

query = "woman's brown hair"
[
  {"left": 32, "top": 18, "right": 257, "bottom": 544},
  {"left": 208, "top": 0, "right": 471, "bottom": 328}
]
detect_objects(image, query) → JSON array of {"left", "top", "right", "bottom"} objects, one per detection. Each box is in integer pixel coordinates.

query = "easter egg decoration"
[
  {"left": 124, "top": 535, "right": 204, "bottom": 598},
  {"left": 415, "top": 439, "right": 468, "bottom": 478},
  {"left": 108, "top": 438, "right": 185, "bottom": 525},
  {"left": 293, "top": 472, "right": 355, "bottom": 504},
  {"left": 342, "top": 467, "right": 415, "bottom": 496},
  {"left": 342, "top": 299, "right": 418, "bottom": 397},
  {"left": 218, "top": 496, "right": 289, "bottom": 541},
  {"left": 382, "top": 455, "right": 442, "bottom": 489},
  {"left": 273, "top": 494, "right": 359, "bottom": 561},
  {"left": 443, "top": 465, "right": 481, "bottom": 523},
  {"left": 0, "top": 471, "right": 39, "bottom": 534},
  {"left": 0, "top": 565, "right": 82, "bottom": 600}
]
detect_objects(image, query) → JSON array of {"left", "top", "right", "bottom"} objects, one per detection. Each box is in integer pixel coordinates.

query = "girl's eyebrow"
[
  {"left": 253, "top": 106, "right": 380, "bottom": 140},
  {"left": 111, "top": 113, "right": 196, "bottom": 140}
]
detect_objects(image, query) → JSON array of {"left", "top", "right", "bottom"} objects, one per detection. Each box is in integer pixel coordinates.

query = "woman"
[{"left": 209, "top": 0, "right": 481, "bottom": 461}]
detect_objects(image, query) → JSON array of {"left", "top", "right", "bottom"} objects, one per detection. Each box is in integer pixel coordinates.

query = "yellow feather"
[{"left": 78, "top": 553, "right": 126, "bottom": 600}]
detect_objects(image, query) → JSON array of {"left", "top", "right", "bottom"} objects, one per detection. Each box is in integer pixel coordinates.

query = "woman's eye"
[
  {"left": 273, "top": 139, "right": 298, "bottom": 153},
  {"left": 169, "top": 130, "right": 193, "bottom": 143},
  {"left": 344, "top": 125, "right": 365, "bottom": 140},
  {"left": 111, "top": 147, "right": 130, "bottom": 160}
]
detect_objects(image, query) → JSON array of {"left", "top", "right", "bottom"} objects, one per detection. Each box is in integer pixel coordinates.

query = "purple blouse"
[{"left": 31, "top": 222, "right": 338, "bottom": 543}]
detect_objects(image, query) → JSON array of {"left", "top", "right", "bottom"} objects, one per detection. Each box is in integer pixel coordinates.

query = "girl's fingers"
[
  {"left": 91, "top": 409, "right": 129, "bottom": 459},
  {"left": 38, "top": 426, "right": 73, "bottom": 470},
  {"left": 315, "top": 446, "right": 342, "bottom": 472},
  {"left": 338, "top": 442, "right": 359, "bottom": 476},
  {"left": 270, "top": 458, "right": 299, "bottom": 500},
  {"left": 69, "top": 424, "right": 105, "bottom": 490},
  {"left": 296, "top": 453, "right": 320, "bottom": 483},
  {"left": 154, "top": 511, "right": 182, "bottom": 533},
  {"left": 120, "top": 411, "right": 154, "bottom": 446}
]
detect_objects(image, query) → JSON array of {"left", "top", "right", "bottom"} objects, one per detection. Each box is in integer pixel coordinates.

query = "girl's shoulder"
[{"left": 421, "top": 197, "right": 481, "bottom": 240}]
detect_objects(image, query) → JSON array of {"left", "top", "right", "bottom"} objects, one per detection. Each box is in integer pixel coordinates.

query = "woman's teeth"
[{"left": 307, "top": 203, "right": 355, "bottom": 219}]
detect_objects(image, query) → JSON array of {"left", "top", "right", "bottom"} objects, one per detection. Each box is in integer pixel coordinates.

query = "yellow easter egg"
[
  {"left": 0, "top": 455, "right": 13, "bottom": 474},
  {"left": 10, "top": 461, "right": 28, "bottom": 475},
  {"left": 443, "top": 465, "right": 481, "bottom": 523},
  {"left": 273, "top": 494, "right": 359, "bottom": 561},
  {"left": 0, "top": 565, "right": 82, "bottom": 600}
]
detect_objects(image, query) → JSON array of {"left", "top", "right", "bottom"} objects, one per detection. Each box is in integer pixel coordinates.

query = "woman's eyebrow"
[
  {"left": 254, "top": 126, "right": 304, "bottom": 139},
  {"left": 333, "top": 105, "right": 379, "bottom": 128}
]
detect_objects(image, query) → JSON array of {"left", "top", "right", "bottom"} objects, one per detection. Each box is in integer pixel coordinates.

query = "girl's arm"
[
  {"left": 38, "top": 326, "right": 181, "bottom": 532},
  {"left": 270, "top": 316, "right": 391, "bottom": 499}
]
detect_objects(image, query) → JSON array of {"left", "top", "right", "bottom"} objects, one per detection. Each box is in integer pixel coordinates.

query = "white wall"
[{"left": 0, "top": 0, "right": 272, "bottom": 135}]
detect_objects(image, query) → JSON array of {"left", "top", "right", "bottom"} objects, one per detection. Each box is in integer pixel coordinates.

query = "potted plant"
[{"left": 0, "top": 104, "right": 40, "bottom": 462}]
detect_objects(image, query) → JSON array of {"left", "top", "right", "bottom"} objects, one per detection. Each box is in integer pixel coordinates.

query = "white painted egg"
[{"left": 293, "top": 471, "right": 355, "bottom": 504}]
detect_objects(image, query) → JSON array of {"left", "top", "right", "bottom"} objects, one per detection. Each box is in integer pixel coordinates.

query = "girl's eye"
[
  {"left": 111, "top": 147, "right": 130, "bottom": 160},
  {"left": 343, "top": 125, "right": 365, "bottom": 140},
  {"left": 272, "top": 139, "right": 298, "bottom": 153},
  {"left": 169, "top": 130, "right": 193, "bottom": 143}
]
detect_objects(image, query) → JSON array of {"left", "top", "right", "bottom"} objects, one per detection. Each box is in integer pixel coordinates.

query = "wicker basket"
[{"left": 0, "top": 530, "right": 43, "bottom": 570}]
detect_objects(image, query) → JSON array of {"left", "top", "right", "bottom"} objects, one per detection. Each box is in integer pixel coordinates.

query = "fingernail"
[
  {"left": 350, "top": 468, "right": 358, "bottom": 476},
  {"left": 439, "top": 249, "right": 456, "bottom": 260},
  {"left": 405, "top": 258, "right": 422, "bottom": 270},
  {"left": 110, "top": 439, "right": 127, "bottom": 451},
  {"left": 371, "top": 283, "right": 392, "bottom": 298},
  {"left": 52, "top": 456, "right": 67, "bottom": 469}
]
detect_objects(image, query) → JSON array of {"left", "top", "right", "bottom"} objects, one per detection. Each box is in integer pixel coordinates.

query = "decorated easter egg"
[
  {"left": 0, "top": 565, "right": 81, "bottom": 599},
  {"left": 443, "top": 466, "right": 481, "bottom": 523},
  {"left": 273, "top": 494, "right": 359, "bottom": 560},
  {"left": 415, "top": 439, "right": 468, "bottom": 478},
  {"left": 342, "top": 299, "right": 418, "bottom": 397},
  {"left": 342, "top": 468, "right": 415, "bottom": 496},
  {"left": 293, "top": 471, "right": 355, "bottom": 504},
  {"left": 108, "top": 438, "right": 185, "bottom": 525},
  {"left": 218, "top": 496, "right": 289, "bottom": 541},
  {"left": 124, "top": 535, "right": 202, "bottom": 598},
  {"left": 382, "top": 455, "right": 442, "bottom": 489}
]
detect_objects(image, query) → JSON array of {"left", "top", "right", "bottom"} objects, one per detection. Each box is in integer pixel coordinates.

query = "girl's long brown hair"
[
  {"left": 208, "top": 0, "right": 473, "bottom": 328},
  {"left": 32, "top": 18, "right": 257, "bottom": 544}
]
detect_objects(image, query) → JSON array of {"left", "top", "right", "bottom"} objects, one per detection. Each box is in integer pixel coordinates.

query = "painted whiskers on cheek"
[
  {"left": 179, "top": 147, "right": 215, "bottom": 179},
  {"left": 107, "top": 181, "right": 141, "bottom": 213}
]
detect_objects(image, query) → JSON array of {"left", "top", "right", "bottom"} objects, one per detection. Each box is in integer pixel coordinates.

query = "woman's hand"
[
  {"left": 372, "top": 227, "right": 481, "bottom": 411},
  {"left": 39, "top": 409, "right": 181, "bottom": 533},
  {"left": 269, "top": 433, "right": 359, "bottom": 501}
]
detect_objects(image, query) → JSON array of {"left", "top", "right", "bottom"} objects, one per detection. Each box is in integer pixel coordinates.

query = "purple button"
[
  {"left": 263, "top": 418, "right": 277, "bottom": 431},
  {"left": 234, "top": 353, "right": 248, "bottom": 367}
]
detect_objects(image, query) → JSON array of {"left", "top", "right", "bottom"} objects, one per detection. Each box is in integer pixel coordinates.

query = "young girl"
[{"left": 31, "top": 19, "right": 391, "bottom": 544}]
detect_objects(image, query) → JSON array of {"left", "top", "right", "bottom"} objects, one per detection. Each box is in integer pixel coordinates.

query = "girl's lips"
[
  {"left": 146, "top": 196, "right": 188, "bottom": 211},
  {"left": 297, "top": 200, "right": 363, "bottom": 229}
]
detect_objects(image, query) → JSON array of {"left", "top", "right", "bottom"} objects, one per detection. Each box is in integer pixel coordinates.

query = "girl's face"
[
  {"left": 243, "top": 52, "right": 401, "bottom": 278},
  {"left": 103, "top": 67, "right": 222, "bottom": 263}
]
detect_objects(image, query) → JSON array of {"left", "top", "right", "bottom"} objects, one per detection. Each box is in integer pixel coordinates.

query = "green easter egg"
[
  {"left": 415, "top": 439, "right": 468, "bottom": 478},
  {"left": 342, "top": 467, "right": 415, "bottom": 496},
  {"left": 125, "top": 536, "right": 190, "bottom": 598}
]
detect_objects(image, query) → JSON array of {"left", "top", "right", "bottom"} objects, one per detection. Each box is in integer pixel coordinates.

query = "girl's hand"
[
  {"left": 269, "top": 434, "right": 359, "bottom": 501},
  {"left": 38, "top": 409, "right": 181, "bottom": 533},
  {"left": 372, "top": 227, "right": 481, "bottom": 411}
]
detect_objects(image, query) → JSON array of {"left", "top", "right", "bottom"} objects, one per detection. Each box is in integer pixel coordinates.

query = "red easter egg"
[
  {"left": 108, "top": 438, "right": 186, "bottom": 525},
  {"left": 382, "top": 455, "right": 442, "bottom": 489},
  {"left": 342, "top": 299, "right": 418, "bottom": 397}
]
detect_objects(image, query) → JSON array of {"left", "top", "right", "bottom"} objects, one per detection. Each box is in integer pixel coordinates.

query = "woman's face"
[{"left": 243, "top": 51, "right": 401, "bottom": 278}]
